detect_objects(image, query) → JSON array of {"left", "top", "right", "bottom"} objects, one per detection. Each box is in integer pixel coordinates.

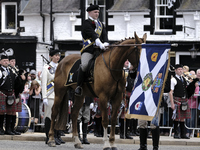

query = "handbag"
[
  {"left": 6, "top": 95, "right": 15, "bottom": 105},
  {"left": 180, "top": 101, "right": 188, "bottom": 111}
]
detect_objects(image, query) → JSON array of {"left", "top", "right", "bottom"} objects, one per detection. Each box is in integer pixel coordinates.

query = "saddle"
[{"left": 65, "top": 49, "right": 101, "bottom": 87}]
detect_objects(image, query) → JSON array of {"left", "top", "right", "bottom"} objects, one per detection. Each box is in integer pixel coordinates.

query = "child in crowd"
[
  {"left": 20, "top": 82, "right": 30, "bottom": 104},
  {"left": 28, "top": 80, "right": 42, "bottom": 124}
]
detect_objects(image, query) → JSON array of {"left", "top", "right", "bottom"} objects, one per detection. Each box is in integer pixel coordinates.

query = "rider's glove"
[
  {"left": 103, "top": 42, "right": 109, "bottom": 47},
  {"left": 95, "top": 38, "right": 105, "bottom": 50}
]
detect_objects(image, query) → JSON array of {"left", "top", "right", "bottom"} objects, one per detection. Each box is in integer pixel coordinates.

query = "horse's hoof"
[
  {"left": 74, "top": 143, "right": 83, "bottom": 149},
  {"left": 111, "top": 147, "right": 118, "bottom": 150},
  {"left": 103, "top": 147, "right": 111, "bottom": 150},
  {"left": 48, "top": 140, "right": 56, "bottom": 147}
]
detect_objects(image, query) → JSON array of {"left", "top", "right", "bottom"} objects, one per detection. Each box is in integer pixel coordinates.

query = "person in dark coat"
[
  {"left": 169, "top": 64, "right": 199, "bottom": 139},
  {"left": 75, "top": 3, "right": 109, "bottom": 96},
  {"left": 0, "top": 55, "right": 25, "bottom": 135},
  {"left": 10, "top": 55, "right": 27, "bottom": 135}
]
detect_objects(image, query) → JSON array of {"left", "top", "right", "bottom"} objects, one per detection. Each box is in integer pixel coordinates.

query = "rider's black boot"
[{"left": 75, "top": 67, "right": 85, "bottom": 96}]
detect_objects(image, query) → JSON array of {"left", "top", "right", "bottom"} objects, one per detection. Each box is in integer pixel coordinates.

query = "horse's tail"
[{"left": 54, "top": 90, "right": 69, "bottom": 130}]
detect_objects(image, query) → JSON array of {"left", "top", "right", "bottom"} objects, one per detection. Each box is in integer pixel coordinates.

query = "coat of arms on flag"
[{"left": 126, "top": 44, "right": 170, "bottom": 121}]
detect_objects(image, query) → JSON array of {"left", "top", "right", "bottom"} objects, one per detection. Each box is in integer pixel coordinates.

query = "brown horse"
[{"left": 48, "top": 32, "right": 147, "bottom": 149}]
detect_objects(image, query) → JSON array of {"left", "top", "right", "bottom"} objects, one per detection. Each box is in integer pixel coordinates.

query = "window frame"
[
  {"left": 1, "top": 2, "right": 17, "bottom": 33},
  {"left": 85, "top": 0, "right": 106, "bottom": 24},
  {"left": 155, "top": 0, "right": 173, "bottom": 33}
]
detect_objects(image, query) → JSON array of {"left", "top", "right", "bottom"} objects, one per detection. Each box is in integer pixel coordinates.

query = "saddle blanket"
[{"left": 65, "top": 59, "right": 92, "bottom": 86}]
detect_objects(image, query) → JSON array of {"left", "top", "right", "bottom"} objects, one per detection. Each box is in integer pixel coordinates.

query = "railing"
[
  {"left": 184, "top": 93, "right": 200, "bottom": 138},
  {"left": 159, "top": 93, "right": 200, "bottom": 138},
  {"left": 22, "top": 93, "right": 200, "bottom": 138}
]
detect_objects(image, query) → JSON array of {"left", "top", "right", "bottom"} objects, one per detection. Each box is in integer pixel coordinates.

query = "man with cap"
[
  {"left": 0, "top": 54, "right": 24, "bottom": 135},
  {"left": 9, "top": 55, "right": 17, "bottom": 69},
  {"left": 41, "top": 48, "right": 65, "bottom": 145},
  {"left": 30, "top": 69, "right": 41, "bottom": 85},
  {"left": 8, "top": 55, "right": 19, "bottom": 79},
  {"left": 169, "top": 64, "right": 199, "bottom": 139},
  {"left": 75, "top": 3, "right": 109, "bottom": 96},
  {"left": 9, "top": 55, "right": 27, "bottom": 135},
  {"left": 30, "top": 69, "right": 36, "bottom": 80}
]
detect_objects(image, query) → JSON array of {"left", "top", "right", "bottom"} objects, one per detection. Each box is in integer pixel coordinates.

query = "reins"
[
  {"left": 101, "top": 44, "right": 140, "bottom": 95},
  {"left": 102, "top": 48, "right": 122, "bottom": 82}
]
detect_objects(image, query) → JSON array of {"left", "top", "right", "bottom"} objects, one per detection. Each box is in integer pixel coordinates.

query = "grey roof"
[
  {"left": 108, "top": 0, "right": 150, "bottom": 12},
  {"left": 176, "top": 0, "right": 200, "bottom": 12},
  {"left": 21, "top": 0, "right": 80, "bottom": 14},
  {"left": 21, "top": 0, "right": 200, "bottom": 14}
]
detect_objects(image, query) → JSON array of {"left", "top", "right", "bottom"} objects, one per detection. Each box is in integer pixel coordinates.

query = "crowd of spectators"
[{"left": 1, "top": 57, "right": 200, "bottom": 140}]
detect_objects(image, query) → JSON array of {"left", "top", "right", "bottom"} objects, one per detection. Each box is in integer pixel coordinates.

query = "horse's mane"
[
  {"left": 114, "top": 37, "right": 135, "bottom": 45},
  {"left": 107, "top": 37, "right": 135, "bottom": 51}
]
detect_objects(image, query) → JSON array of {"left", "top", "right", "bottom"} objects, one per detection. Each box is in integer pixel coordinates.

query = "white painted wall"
[
  {"left": 20, "top": 13, "right": 82, "bottom": 72},
  {"left": 20, "top": 10, "right": 200, "bottom": 72}
]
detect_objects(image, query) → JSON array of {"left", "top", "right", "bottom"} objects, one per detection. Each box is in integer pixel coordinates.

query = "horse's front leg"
[
  {"left": 48, "top": 119, "right": 56, "bottom": 147},
  {"left": 99, "top": 97, "right": 110, "bottom": 150},
  {"left": 71, "top": 96, "right": 84, "bottom": 149},
  {"left": 109, "top": 96, "right": 122, "bottom": 150}
]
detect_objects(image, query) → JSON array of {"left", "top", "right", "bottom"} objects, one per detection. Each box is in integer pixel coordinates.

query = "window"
[
  {"left": 155, "top": 0, "right": 173, "bottom": 32},
  {"left": 1, "top": 2, "right": 17, "bottom": 33},
  {"left": 176, "top": 52, "right": 200, "bottom": 70},
  {"left": 86, "top": 0, "right": 106, "bottom": 24}
]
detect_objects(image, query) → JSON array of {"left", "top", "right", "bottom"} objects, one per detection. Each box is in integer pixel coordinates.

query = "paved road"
[{"left": 0, "top": 140, "right": 200, "bottom": 150}]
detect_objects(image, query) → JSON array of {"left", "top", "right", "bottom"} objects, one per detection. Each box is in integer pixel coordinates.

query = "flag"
[{"left": 125, "top": 44, "right": 170, "bottom": 121}]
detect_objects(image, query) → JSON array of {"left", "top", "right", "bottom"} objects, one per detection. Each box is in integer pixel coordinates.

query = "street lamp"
[{"left": 189, "top": 44, "right": 198, "bottom": 59}]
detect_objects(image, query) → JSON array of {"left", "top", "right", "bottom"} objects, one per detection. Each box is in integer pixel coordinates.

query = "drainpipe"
[
  {"left": 40, "top": 0, "right": 45, "bottom": 42},
  {"left": 50, "top": 0, "right": 53, "bottom": 42}
]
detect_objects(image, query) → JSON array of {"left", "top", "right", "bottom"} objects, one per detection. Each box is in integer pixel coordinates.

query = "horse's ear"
[
  {"left": 142, "top": 33, "right": 147, "bottom": 43},
  {"left": 134, "top": 32, "right": 141, "bottom": 43}
]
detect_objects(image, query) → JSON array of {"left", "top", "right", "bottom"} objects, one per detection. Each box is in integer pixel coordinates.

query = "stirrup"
[{"left": 75, "top": 86, "right": 83, "bottom": 96}]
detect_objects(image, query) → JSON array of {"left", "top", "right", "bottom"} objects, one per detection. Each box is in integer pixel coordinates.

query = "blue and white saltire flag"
[{"left": 126, "top": 44, "right": 170, "bottom": 121}]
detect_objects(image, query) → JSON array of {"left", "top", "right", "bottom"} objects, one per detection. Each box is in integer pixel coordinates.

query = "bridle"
[
  {"left": 102, "top": 44, "right": 140, "bottom": 81},
  {"left": 126, "top": 45, "right": 140, "bottom": 72},
  {"left": 101, "top": 44, "right": 140, "bottom": 95}
]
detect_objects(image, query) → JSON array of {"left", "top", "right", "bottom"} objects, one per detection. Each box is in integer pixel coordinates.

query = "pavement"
[{"left": 0, "top": 131, "right": 200, "bottom": 146}]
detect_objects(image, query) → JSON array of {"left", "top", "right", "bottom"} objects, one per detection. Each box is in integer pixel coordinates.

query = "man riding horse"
[{"left": 75, "top": 3, "right": 109, "bottom": 96}]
